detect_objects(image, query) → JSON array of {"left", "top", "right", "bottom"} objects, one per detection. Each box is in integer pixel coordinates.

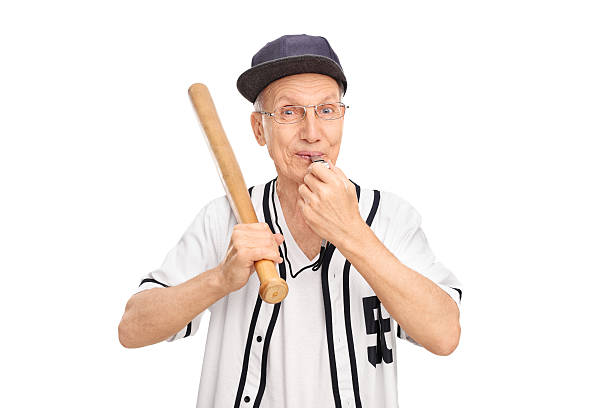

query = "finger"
[
  {"left": 251, "top": 246, "right": 283, "bottom": 263},
  {"left": 307, "top": 161, "right": 335, "bottom": 183},
  {"left": 239, "top": 244, "right": 277, "bottom": 260},
  {"left": 303, "top": 172, "right": 324, "bottom": 194},
  {"left": 243, "top": 240, "right": 283, "bottom": 263},
  {"left": 234, "top": 222, "right": 272, "bottom": 233},
  {"left": 330, "top": 166, "right": 351, "bottom": 192},
  {"left": 297, "top": 197, "right": 312, "bottom": 221},
  {"left": 298, "top": 183, "right": 315, "bottom": 206},
  {"left": 236, "top": 233, "right": 282, "bottom": 251},
  {"left": 234, "top": 227, "right": 276, "bottom": 241}
]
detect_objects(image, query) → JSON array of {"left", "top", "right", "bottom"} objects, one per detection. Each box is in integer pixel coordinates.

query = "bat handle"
[{"left": 255, "top": 259, "right": 288, "bottom": 303}]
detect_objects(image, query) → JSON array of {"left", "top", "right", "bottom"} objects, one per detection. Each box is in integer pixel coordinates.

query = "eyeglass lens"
[{"left": 276, "top": 103, "right": 345, "bottom": 123}]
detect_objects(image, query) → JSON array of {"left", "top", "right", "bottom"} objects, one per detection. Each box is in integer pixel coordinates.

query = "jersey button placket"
[
  {"left": 333, "top": 279, "right": 343, "bottom": 346},
  {"left": 243, "top": 303, "right": 266, "bottom": 408},
  {"left": 243, "top": 334, "right": 263, "bottom": 405},
  {"left": 333, "top": 258, "right": 354, "bottom": 405}
]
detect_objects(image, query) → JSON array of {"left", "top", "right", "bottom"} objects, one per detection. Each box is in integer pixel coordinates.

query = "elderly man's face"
[{"left": 250, "top": 73, "right": 344, "bottom": 186}]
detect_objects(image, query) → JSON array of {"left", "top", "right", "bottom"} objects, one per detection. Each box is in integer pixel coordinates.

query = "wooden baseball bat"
[{"left": 188, "top": 83, "right": 288, "bottom": 304}]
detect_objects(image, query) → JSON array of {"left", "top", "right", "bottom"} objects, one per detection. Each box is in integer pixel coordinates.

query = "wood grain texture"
[{"left": 188, "top": 83, "right": 288, "bottom": 304}]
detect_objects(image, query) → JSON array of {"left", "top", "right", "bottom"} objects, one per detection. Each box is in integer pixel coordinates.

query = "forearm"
[
  {"left": 118, "top": 266, "right": 227, "bottom": 348},
  {"left": 336, "top": 222, "right": 460, "bottom": 356}
]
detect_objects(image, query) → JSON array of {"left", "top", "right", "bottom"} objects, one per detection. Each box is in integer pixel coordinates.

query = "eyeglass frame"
[{"left": 255, "top": 102, "right": 349, "bottom": 124}]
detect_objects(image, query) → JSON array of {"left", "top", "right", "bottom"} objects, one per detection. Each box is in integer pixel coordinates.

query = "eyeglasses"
[{"left": 256, "top": 102, "right": 349, "bottom": 124}]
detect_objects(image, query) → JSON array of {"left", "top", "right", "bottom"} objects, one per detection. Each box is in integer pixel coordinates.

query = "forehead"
[{"left": 264, "top": 73, "right": 341, "bottom": 106}]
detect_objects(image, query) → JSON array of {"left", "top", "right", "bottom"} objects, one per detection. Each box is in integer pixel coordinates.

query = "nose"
[{"left": 301, "top": 106, "right": 321, "bottom": 142}]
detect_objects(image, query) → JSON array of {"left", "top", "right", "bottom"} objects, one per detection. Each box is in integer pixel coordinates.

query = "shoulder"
[
  {"left": 202, "top": 194, "right": 232, "bottom": 218},
  {"left": 201, "top": 180, "right": 271, "bottom": 223},
  {"left": 379, "top": 190, "right": 418, "bottom": 213},
  {"left": 354, "top": 184, "right": 422, "bottom": 231},
  {"left": 354, "top": 183, "right": 420, "bottom": 218},
  {"left": 379, "top": 190, "right": 421, "bottom": 226},
  {"left": 246, "top": 181, "right": 269, "bottom": 205},
  {"left": 191, "top": 194, "right": 234, "bottom": 237}
]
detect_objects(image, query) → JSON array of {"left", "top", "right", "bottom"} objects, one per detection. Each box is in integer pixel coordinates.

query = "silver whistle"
[{"left": 309, "top": 155, "right": 330, "bottom": 169}]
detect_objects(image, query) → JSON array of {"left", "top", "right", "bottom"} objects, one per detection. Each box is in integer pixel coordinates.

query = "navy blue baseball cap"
[{"left": 237, "top": 34, "right": 347, "bottom": 104}]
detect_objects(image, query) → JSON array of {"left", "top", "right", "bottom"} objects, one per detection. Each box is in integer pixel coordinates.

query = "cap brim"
[{"left": 237, "top": 55, "right": 347, "bottom": 103}]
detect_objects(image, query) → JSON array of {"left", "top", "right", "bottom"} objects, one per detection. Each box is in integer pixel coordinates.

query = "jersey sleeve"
[
  {"left": 133, "top": 195, "right": 232, "bottom": 342},
  {"left": 379, "top": 191, "right": 463, "bottom": 346}
]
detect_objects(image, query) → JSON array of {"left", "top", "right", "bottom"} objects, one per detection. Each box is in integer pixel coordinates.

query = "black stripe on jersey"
[
  {"left": 451, "top": 287, "right": 463, "bottom": 301},
  {"left": 321, "top": 243, "right": 341, "bottom": 407},
  {"left": 254, "top": 179, "right": 287, "bottom": 408},
  {"left": 271, "top": 178, "right": 294, "bottom": 278},
  {"left": 139, "top": 278, "right": 169, "bottom": 288},
  {"left": 234, "top": 185, "right": 260, "bottom": 408},
  {"left": 352, "top": 180, "right": 361, "bottom": 202},
  {"left": 342, "top": 186, "right": 380, "bottom": 408},
  {"left": 320, "top": 180, "right": 363, "bottom": 408},
  {"left": 234, "top": 296, "right": 263, "bottom": 408},
  {"left": 342, "top": 260, "right": 362, "bottom": 408},
  {"left": 365, "top": 189, "right": 380, "bottom": 226}
]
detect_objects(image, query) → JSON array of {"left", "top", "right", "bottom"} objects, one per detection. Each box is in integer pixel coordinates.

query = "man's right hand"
[{"left": 218, "top": 223, "right": 284, "bottom": 294}]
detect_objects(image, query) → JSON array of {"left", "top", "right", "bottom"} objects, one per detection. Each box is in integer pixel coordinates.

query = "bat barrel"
[
  {"left": 188, "top": 83, "right": 255, "bottom": 224},
  {"left": 188, "top": 83, "right": 288, "bottom": 304}
]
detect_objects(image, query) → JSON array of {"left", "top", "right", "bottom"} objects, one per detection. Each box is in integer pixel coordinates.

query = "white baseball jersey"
[{"left": 135, "top": 177, "right": 462, "bottom": 408}]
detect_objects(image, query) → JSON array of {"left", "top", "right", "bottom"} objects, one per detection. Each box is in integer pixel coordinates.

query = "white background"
[{"left": 1, "top": 1, "right": 610, "bottom": 407}]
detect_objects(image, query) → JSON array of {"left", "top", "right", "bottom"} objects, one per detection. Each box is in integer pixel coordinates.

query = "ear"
[{"left": 250, "top": 112, "right": 266, "bottom": 146}]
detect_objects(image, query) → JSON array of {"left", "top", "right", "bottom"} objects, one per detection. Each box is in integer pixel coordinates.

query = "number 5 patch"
[{"left": 362, "top": 295, "right": 393, "bottom": 367}]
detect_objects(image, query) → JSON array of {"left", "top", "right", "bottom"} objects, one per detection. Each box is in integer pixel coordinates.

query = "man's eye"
[
  {"left": 318, "top": 104, "right": 338, "bottom": 115},
  {"left": 281, "top": 109, "right": 295, "bottom": 116}
]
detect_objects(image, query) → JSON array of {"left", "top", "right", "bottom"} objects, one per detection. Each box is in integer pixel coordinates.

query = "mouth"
[{"left": 295, "top": 151, "right": 324, "bottom": 160}]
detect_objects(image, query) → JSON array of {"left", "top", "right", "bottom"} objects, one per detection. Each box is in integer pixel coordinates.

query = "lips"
[{"left": 296, "top": 151, "right": 324, "bottom": 160}]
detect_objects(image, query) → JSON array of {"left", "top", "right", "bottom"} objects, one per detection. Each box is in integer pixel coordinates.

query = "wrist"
[
  {"left": 207, "top": 265, "right": 231, "bottom": 298},
  {"left": 334, "top": 218, "right": 370, "bottom": 253}
]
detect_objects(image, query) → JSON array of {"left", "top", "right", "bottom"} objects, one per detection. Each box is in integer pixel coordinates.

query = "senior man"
[{"left": 118, "top": 34, "right": 463, "bottom": 408}]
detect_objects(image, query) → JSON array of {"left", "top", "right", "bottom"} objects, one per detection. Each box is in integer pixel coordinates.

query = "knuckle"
[{"left": 253, "top": 247, "right": 265, "bottom": 259}]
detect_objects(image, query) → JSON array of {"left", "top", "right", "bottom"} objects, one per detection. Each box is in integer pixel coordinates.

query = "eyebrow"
[{"left": 275, "top": 94, "right": 339, "bottom": 106}]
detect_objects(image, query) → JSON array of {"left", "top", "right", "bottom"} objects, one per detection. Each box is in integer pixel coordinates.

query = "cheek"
[
  {"left": 266, "top": 131, "right": 294, "bottom": 164},
  {"left": 329, "top": 125, "right": 343, "bottom": 146},
  {"left": 327, "top": 126, "right": 343, "bottom": 162}
]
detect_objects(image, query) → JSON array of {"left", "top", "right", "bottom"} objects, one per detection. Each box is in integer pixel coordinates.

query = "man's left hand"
[{"left": 297, "top": 161, "right": 364, "bottom": 244}]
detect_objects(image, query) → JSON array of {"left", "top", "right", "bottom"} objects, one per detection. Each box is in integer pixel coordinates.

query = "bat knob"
[{"left": 259, "top": 279, "right": 289, "bottom": 304}]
